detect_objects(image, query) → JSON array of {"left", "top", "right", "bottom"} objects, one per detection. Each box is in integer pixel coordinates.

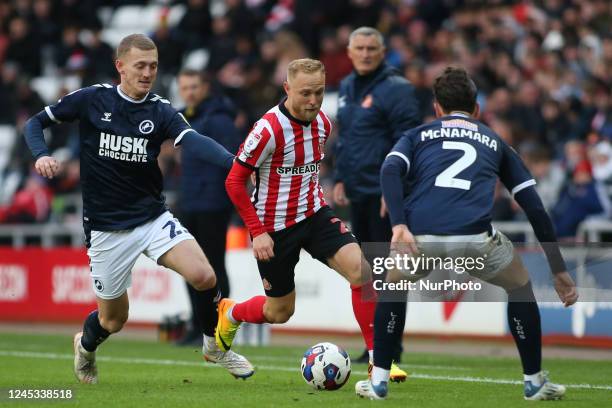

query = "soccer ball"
[{"left": 300, "top": 342, "right": 351, "bottom": 390}]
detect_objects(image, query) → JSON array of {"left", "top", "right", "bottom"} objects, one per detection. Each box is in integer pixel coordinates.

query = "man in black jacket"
[
  {"left": 176, "top": 69, "right": 242, "bottom": 345},
  {"left": 333, "top": 27, "right": 421, "bottom": 372}
]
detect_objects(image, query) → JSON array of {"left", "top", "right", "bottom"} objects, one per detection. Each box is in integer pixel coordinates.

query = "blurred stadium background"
[{"left": 0, "top": 0, "right": 611, "bottom": 374}]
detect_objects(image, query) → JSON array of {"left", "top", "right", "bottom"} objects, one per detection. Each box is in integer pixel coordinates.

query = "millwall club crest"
[
  {"left": 94, "top": 279, "right": 104, "bottom": 292},
  {"left": 139, "top": 120, "right": 154, "bottom": 134}
]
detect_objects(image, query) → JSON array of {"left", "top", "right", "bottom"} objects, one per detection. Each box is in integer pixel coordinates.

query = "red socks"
[
  {"left": 231, "top": 296, "right": 267, "bottom": 324},
  {"left": 351, "top": 282, "right": 377, "bottom": 350},
  {"left": 229, "top": 287, "right": 376, "bottom": 347}
]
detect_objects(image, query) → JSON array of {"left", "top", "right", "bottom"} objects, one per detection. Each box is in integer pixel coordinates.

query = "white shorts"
[
  {"left": 398, "top": 231, "right": 514, "bottom": 282},
  {"left": 87, "top": 211, "right": 194, "bottom": 299}
]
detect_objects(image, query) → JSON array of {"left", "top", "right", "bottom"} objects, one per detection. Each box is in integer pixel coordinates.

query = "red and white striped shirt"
[{"left": 236, "top": 105, "right": 331, "bottom": 232}]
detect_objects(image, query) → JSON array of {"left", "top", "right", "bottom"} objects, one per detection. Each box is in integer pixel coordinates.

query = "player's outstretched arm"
[
  {"left": 381, "top": 154, "right": 418, "bottom": 254},
  {"left": 24, "top": 111, "right": 60, "bottom": 179},
  {"left": 178, "top": 131, "right": 235, "bottom": 170},
  {"left": 225, "top": 161, "right": 274, "bottom": 261},
  {"left": 514, "top": 187, "right": 578, "bottom": 307}
]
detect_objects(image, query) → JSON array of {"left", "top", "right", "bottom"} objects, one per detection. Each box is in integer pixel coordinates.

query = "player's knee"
[
  {"left": 190, "top": 263, "right": 217, "bottom": 291},
  {"left": 345, "top": 258, "right": 367, "bottom": 286}
]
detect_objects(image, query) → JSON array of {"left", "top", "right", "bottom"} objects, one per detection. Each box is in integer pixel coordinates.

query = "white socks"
[
  {"left": 524, "top": 371, "right": 543, "bottom": 386},
  {"left": 371, "top": 367, "right": 390, "bottom": 386}
]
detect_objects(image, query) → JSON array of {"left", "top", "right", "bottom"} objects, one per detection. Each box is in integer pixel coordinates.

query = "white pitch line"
[
  {"left": 246, "top": 355, "right": 470, "bottom": 370},
  {"left": 403, "top": 364, "right": 470, "bottom": 371},
  {"left": 407, "top": 373, "right": 612, "bottom": 391},
  {"left": 1, "top": 350, "right": 611, "bottom": 392}
]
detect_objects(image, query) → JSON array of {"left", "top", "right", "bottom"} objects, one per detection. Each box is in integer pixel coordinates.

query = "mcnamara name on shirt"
[
  {"left": 420, "top": 125, "right": 498, "bottom": 151},
  {"left": 98, "top": 132, "right": 149, "bottom": 162}
]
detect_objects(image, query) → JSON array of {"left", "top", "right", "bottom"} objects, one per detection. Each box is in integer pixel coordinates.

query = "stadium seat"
[
  {"left": 31, "top": 75, "right": 83, "bottom": 105},
  {"left": 109, "top": 6, "right": 144, "bottom": 30},
  {"left": 30, "top": 77, "right": 63, "bottom": 105},
  {"left": 0, "top": 125, "right": 16, "bottom": 148},
  {"left": 0, "top": 125, "right": 17, "bottom": 171},
  {"left": 167, "top": 4, "right": 187, "bottom": 27},
  {"left": 101, "top": 29, "right": 138, "bottom": 49},
  {"left": 0, "top": 169, "right": 21, "bottom": 206},
  {"left": 321, "top": 92, "right": 339, "bottom": 121},
  {"left": 182, "top": 48, "right": 210, "bottom": 71},
  {"left": 0, "top": 126, "right": 18, "bottom": 205},
  {"left": 141, "top": 5, "right": 164, "bottom": 30},
  {"left": 102, "top": 4, "right": 187, "bottom": 48}
]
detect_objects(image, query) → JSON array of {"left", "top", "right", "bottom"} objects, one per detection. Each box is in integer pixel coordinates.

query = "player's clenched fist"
[
  {"left": 253, "top": 232, "right": 275, "bottom": 261},
  {"left": 553, "top": 271, "right": 579, "bottom": 307},
  {"left": 391, "top": 224, "right": 419, "bottom": 255},
  {"left": 35, "top": 156, "right": 60, "bottom": 179}
]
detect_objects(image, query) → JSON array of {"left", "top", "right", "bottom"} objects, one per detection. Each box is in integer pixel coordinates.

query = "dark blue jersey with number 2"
[
  {"left": 387, "top": 113, "right": 535, "bottom": 235},
  {"left": 44, "top": 84, "right": 194, "bottom": 231}
]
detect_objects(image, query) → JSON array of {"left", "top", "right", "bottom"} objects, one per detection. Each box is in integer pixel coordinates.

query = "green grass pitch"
[{"left": 0, "top": 333, "right": 610, "bottom": 407}]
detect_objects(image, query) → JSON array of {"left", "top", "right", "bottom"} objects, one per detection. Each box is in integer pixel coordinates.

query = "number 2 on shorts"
[{"left": 163, "top": 220, "right": 184, "bottom": 239}]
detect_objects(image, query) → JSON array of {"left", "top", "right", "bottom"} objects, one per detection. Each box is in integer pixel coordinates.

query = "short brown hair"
[
  {"left": 287, "top": 58, "right": 325, "bottom": 82},
  {"left": 433, "top": 67, "right": 477, "bottom": 113},
  {"left": 116, "top": 34, "right": 157, "bottom": 59},
  {"left": 178, "top": 68, "right": 209, "bottom": 83}
]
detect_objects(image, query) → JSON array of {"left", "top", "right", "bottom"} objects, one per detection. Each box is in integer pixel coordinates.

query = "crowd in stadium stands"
[{"left": 0, "top": 0, "right": 610, "bottom": 240}]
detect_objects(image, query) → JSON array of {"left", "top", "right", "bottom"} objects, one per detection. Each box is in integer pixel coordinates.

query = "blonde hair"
[
  {"left": 287, "top": 58, "right": 325, "bottom": 82},
  {"left": 116, "top": 34, "right": 157, "bottom": 59}
]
